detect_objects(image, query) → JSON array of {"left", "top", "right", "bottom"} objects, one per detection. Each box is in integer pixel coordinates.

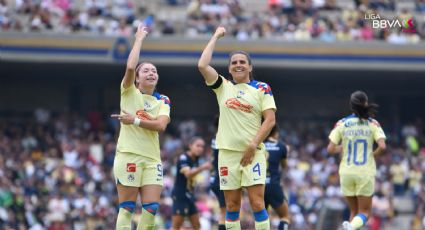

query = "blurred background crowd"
[
  {"left": 0, "top": 108, "right": 424, "bottom": 229},
  {"left": 0, "top": 0, "right": 424, "bottom": 43}
]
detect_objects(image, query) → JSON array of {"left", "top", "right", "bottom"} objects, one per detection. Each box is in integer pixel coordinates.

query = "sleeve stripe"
[{"left": 209, "top": 75, "right": 223, "bottom": 89}]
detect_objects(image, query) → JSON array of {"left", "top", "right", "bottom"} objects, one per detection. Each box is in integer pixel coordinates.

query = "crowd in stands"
[
  {"left": 0, "top": 0, "right": 424, "bottom": 43},
  {"left": 0, "top": 108, "right": 424, "bottom": 229}
]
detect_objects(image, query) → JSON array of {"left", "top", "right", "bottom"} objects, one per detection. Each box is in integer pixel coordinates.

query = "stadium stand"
[
  {"left": 0, "top": 111, "right": 424, "bottom": 229},
  {"left": 0, "top": 0, "right": 424, "bottom": 43}
]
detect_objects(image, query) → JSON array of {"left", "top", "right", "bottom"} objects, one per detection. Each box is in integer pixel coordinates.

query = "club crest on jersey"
[
  {"left": 220, "top": 178, "right": 227, "bottom": 185},
  {"left": 220, "top": 167, "right": 228, "bottom": 176},
  {"left": 144, "top": 102, "right": 151, "bottom": 110},
  {"left": 236, "top": 90, "right": 245, "bottom": 98},
  {"left": 127, "top": 163, "right": 136, "bottom": 172}
]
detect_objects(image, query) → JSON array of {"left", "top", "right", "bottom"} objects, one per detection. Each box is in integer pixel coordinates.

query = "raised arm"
[
  {"left": 122, "top": 25, "right": 148, "bottom": 89},
  {"left": 198, "top": 27, "right": 226, "bottom": 85}
]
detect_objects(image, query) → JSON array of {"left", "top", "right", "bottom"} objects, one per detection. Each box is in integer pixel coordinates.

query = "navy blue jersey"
[
  {"left": 265, "top": 139, "right": 287, "bottom": 185},
  {"left": 172, "top": 153, "right": 198, "bottom": 198},
  {"left": 209, "top": 138, "right": 219, "bottom": 186}
]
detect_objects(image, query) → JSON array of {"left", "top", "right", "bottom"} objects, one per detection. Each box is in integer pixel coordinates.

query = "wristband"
[{"left": 133, "top": 118, "right": 141, "bottom": 126}]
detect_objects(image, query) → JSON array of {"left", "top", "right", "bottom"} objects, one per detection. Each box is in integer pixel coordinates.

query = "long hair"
[
  {"left": 350, "top": 90, "right": 378, "bottom": 119},
  {"left": 228, "top": 51, "right": 254, "bottom": 80}
]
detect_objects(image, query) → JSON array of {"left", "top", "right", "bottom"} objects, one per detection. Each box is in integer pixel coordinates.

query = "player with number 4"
[
  {"left": 327, "top": 91, "right": 386, "bottom": 230},
  {"left": 198, "top": 26, "right": 277, "bottom": 230}
]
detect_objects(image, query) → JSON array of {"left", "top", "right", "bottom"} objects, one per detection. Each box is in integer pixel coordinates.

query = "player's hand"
[
  {"left": 213, "top": 26, "right": 226, "bottom": 39},
  {"left": 111, "top": 110, "right": 136, "bottom": 125},
  {"left": 135, "top": 24, "right": 149, "bottom": 41},
  {"left": 201, "top": 162, "right": 212, "bottom": 170},
  {"left": 240, "top": 143, "right": 256, "bottom": 167}
]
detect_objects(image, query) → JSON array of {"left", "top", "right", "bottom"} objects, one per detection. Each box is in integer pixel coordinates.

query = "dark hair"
[
  {"left": 188, "top": 136, "right": 203, "bottom": 146},
  {"left": 350, "top": 90, "right": 378, "bottom": 119},
  {"left": 228, "top": 51, "right": 254, "bottom": 80},
  {"left": 266, "top": 124, "right": 279, "bottom": 139}
]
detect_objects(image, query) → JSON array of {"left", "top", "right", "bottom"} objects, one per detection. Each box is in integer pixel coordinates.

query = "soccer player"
[
  {"left": 209, "top": 115, "right": 226, "bottom": 230},
  {"left": 171, "top": 137, "right": 212, "bottom": 230},
  {"left": 327, "top": 91, "right": 386, "bottom": 230},
  {"left": 110, "top": 25, "right": 171, "bottom": 230},
  {"left": 198, "top": 26, "right": 277, "bottom": 230},
  {"left": 264, "top": 124, "right": 290, "bottom": 230}
]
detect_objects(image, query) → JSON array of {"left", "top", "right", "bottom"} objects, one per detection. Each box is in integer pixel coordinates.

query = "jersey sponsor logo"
[
  {"left": 236, "top": 90, "right": 245, "bottom": 98},
  {"left": 136, "top": 110, "right": 153, "bottom": 120},
  {"left": 225, "top": 98, "right": 253, "bottom": 113},
  {"left": 220, "top": 166, "right": 228, "bottom": 176},
  {"left": 127, "top": 163, "right": 136, "bottom": 172}
]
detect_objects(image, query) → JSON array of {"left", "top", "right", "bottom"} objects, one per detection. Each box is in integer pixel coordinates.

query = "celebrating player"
[
  {"left": 327, "top": 91, "right": 386, "bottom": 230},
  {"left": 111, "top": 25, "right": 171, "bottom": 230},
  {"left": 171, "top": 137, "right": 212, "bottom": 230},
  {"left": 198, "top": 26, "right": 277, "bottom": 230},
  {"left": 264, "top": 124, "right": 291, "bottom": 230}
]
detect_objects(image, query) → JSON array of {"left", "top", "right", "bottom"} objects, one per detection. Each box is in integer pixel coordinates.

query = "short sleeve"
[
  {"left": 371, "top": 119, "right": 386, "bottom": 141},
  {"left": 329, "top": 121, "right": 342, "bottom": 144},
  {"left": 259, "top": 82, "right": 277, "bottom": 112},
  {"left": 121, "top": 81, "right": 136, "bottom": 95},
  {"left": 158, "top": 95, "right": 171, "bottom": 118},
  {"left": 178, "top": 154, "right": 190, "bottom": 169}
]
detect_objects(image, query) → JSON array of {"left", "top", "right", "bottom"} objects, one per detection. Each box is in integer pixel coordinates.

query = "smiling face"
[
  {"left": 136, "top": 62, "right": 158, "bottom": 89},
  {"left": 228, "top": 53, "right": 253, "bottom": 83}
]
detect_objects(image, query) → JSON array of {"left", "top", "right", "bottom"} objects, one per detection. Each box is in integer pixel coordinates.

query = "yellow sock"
[
  {"left": 116, "top": 208, "right": 133, "bottom": 230},
  {"left": 350, "top": 213, "right": 367, "bottom": 229},
  {"left": 136, "top": 203, "right": 158, "bottom": 230},
  {"left": 225, "top": 220, "right": 241, "bottom": 230},
  {"left": 255, "top": 218, "right": 270, "bottom": 230}
]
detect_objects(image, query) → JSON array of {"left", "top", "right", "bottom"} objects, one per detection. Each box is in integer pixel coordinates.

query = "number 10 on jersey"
[{"left": 347, "top": 139, "right": 367, "bottom": 166}]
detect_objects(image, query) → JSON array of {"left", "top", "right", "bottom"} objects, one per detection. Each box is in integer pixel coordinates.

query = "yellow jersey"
[
  {"left": 208, "top": 75, "right": 276, "bottom": 151},
  {"left": 329, "top": 114, "right": 386, "bottom": 176},
  {"left": 116, "top": 82, "right": 171, "bottom": 161}
]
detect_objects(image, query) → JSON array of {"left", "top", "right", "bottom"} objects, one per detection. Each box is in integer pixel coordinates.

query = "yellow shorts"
[
  {"left": 218, "top": 145, "right": 267, "bottom": 190},
  {"left": 113, "top": 151, "right": 163, "bottom": 187},
  {"left": 340, "top": 173, "right": 375, "bottom": 196}
]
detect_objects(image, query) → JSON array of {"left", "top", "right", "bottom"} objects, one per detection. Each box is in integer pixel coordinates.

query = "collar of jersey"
[
  {"left": 231, "top": 79, "right": 257, "bottom": 86},
  {"left": 140, "top": 90, "right": 161, "bottom": 99}
]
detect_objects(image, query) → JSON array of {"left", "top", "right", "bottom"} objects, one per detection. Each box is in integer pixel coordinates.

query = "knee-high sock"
[
  {"left": 225, "top": 211, "right": 241, "bottom": 230},
  {"left": 136, "top": 202, "right": 159, "bottom": 230},
  {"left": 350, "top": 213, "right": 367, "bottom": 229},
  {"left": 116, "top": 201, "right": 135, "bottom": 230},
  {"left": 254, "top": 209, "right": 270, "bottom": 230},
  {"left": 278, "top": 220, "right": 290, "bottom": 230}
]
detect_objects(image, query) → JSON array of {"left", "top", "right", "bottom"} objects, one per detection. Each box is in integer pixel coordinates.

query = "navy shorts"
[
  {"left": 172, "top": 195, "right": 198, "bottom": 216},
  {"left": 210, "top": 181, "right": 226, "bottom": 208},
  {"left": 264, "top": 183, "right": 286, "bottom": 209}
]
